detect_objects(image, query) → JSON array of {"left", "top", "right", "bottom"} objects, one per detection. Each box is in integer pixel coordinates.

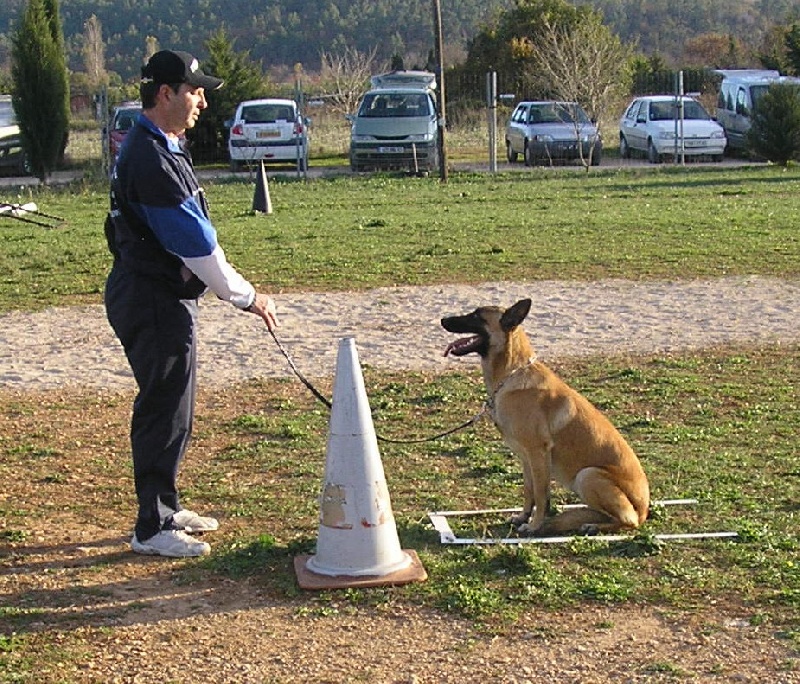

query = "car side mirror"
[
  {"left": 223, "top": 119, "right": 233, "bottom": 129},
  {"left": 345, "top": 114, "right": 355, "bottom": 123}
]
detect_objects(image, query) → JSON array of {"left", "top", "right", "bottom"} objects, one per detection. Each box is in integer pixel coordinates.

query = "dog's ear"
[{"left": 500, "top": 298, "right": 532, "bottom": 331}]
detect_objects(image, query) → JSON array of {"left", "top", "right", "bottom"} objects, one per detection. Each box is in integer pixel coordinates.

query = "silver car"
[
  {"left": 505, "top": 101, "right": 602, "bottom": 166},
  {"left": 0, "top": 95, "right": 27, "bottom": 175}
]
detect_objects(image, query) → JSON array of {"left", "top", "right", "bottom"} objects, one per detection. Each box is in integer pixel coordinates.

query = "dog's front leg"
[
  {"left": 510, "top": 454, "right": 535, "bottom": 527},
  {"left": 517, "top": 448, "right": 552, "bottom": 536}
]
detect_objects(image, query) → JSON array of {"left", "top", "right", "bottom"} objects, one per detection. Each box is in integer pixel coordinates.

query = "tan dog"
[{"left": 441, "top": 298, "right": 649, "bottom": 536}]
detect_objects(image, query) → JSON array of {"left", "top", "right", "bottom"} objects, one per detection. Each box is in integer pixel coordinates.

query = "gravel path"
[{"left": 1, "top": 275, "right": 798, "bottom": 391}]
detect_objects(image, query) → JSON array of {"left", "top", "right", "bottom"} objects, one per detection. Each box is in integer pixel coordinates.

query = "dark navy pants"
[{"left": 105, "top": 263, "right": 198, "bottom": 541}]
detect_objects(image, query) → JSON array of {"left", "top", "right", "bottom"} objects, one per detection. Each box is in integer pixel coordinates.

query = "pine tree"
[
  {"left": 11, "top": 0, "right": 70, "bottom": 182},
  {"left": 188, "top": 29, "right": 266, "bottom": 162}
]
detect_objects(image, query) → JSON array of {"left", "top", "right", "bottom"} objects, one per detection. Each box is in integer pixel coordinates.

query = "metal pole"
[
  {"left": 678, "top": 70, "right": 685, "bottom": 166},
  {"left": 432, "top": 0, "right": 448, "bottom": 182},
  {"left": 487, "top": 71, "right": 497, "bottom": 173}
]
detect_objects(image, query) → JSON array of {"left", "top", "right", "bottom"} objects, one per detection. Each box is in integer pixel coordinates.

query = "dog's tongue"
[{"left": 444, "top": 335, "right": 478, "bottom": 357}]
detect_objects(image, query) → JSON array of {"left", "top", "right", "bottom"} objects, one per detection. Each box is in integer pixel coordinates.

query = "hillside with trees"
[{"left": 2, "top": 0, "right": 800, "bottom": 85}]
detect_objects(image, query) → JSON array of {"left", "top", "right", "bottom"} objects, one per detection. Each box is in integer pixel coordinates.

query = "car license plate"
[
  {"left": 684, "top": 139, "right": 706, "bottom": 148},
  {"left": 377, "top": 146, "right": 404, "bottom": 154},
  {"left": 256, "top": 129, "right": 281, "bottom": 139}
]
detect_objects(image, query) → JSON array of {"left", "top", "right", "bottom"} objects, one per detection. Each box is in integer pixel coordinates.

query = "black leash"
[
  {"left": 267, "top": 328, "right": 484, "bottom": 444},
  {"left": 268, "top": 328, "right": 332, "bottom": 409}
]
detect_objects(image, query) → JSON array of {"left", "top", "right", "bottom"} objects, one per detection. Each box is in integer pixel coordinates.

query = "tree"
[
  {"left": 785, "top": 22, "right": 800, "bottom": 75},
  {"left": 746, "top": 82, "right": 800, "bottom": 164},
  {"left": 11, "top": 0, "right": 70, "bottom": 182},
  {"left": 524, "top": 13, "right": 634, "bottom": 169},
  {"left": 319, "top": 46, "right": 386, "bottom": 116},
  {"left": 81, "top": 14, "right": 107, "bottom": 92},
  {"left": 683, "top": 32, "right": 746, "bottom": 69},
  {"left": 187, "top": 28, "right": 265, "bottom": 162},
  {"left": 460, "top": 0, "right": 593, "bottom": 98}
]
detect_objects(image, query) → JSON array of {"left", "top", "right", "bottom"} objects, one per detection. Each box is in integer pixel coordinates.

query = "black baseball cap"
[{"left": 141, "top": 50, "right": 223, "bottom": 90}]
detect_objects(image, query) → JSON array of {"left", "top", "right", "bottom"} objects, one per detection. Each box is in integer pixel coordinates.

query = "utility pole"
[{"left": 432, "top": 0, "right": 448, "bottom": 182}]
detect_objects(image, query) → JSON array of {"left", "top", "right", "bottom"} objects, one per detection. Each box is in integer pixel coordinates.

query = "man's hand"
[{"left": 247, "top": 293, "right": 279, "bottom": 330}]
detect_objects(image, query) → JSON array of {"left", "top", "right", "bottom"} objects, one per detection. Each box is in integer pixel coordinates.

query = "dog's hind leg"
[
  {"left": 527, "top": 506, "right": 616, "bottom": 536},
  {"left": 572, "top": 466, "right": 644, "bottom": 534}
]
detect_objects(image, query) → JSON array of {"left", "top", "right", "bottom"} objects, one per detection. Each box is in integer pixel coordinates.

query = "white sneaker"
[
  {"left": 172, "top": 508, "right": 219, "bottom": 533},
  {"left": 131, "top": 530, "right": 211, "bottom": 557}
]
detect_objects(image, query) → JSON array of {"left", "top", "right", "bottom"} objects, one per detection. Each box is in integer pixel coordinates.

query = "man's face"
[{"left": 162, "top": 83, "right": 207, "bottom": 135}]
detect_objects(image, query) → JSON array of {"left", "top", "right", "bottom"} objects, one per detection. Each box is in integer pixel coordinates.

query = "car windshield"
[
  {"left": 358, "top": 92, "right": 432, "bottom": 118},
  {"left": 649, "top": 100, "right": 711, "bottom": 121},
  {"left": 0, "top": 100, "right": 16, "bottom": 126},
  {"left": 240, "top": 104, "right": 296, "bottom": 123},
  {"left": 529, "top": 103, "right": 589, "bottom": 125}
]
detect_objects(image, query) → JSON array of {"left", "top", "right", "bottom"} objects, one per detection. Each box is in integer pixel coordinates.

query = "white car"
[
  {"left": 619, "top": 95, "right": 726, "bottom": 163},
  {"left": 227, "top": 98, "right": 308, "bottom": 171}
]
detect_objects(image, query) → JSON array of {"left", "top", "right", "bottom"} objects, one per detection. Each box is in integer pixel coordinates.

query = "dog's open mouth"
[{"left": 443, "top": 335, "right": 482, "bottom": 357}]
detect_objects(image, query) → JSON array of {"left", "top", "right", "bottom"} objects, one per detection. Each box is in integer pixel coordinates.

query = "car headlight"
[
  {"left": 351, "top": 134, "right": 375, "bottom": 142},
  {"left": 407, "top": 132, "right": 435, "bottom": 142},
  {"left": 658, "top": 130, "right": 677, "bottom": 140},
  {"left": 710, "top": 130, "right": 725, "bottom": 139},
  {"left": 534, "top": 134, "right": 554, "bottom": 143}
]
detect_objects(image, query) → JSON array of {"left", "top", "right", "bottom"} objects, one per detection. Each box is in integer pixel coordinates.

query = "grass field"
[
  {"left": 0, "top": 164, "right": 799, "bottom": 313},
  {"left": 0, "top": 164, "right": 798, "bottom": 680}
]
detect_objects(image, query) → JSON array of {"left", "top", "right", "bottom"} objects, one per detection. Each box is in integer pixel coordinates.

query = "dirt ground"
[
  {"left": 2, "top": 278, "right": 800, "bottom": 682},
  {"left": 3, "top": 520, "right": 800, "bottom": 683}
]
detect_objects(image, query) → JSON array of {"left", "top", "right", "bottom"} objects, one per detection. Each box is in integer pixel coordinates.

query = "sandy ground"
[
  {"left": 2, "top": 276, "right": 800, "bottom": 682},
  {"left": 1, "top": 275, "right": 798, "bottom": 391}
]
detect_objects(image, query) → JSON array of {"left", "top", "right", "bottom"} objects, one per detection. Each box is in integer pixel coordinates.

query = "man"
[{"left": 104, "top": 50, "right": 278, "bottom": 558}]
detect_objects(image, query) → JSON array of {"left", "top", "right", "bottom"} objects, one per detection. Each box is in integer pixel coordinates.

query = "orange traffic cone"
[{"left": 294, "top": 337, "right": 427, "bottom": 589}]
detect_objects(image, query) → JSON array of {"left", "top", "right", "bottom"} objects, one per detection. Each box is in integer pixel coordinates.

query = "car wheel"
[
  {"left": 647, "top": 140, "right": 661, "bottom": 164},
  {"left": 506, "top": 141, "right": 518, "bottom": 164},
  {"left": 619, "top": 135, "right": 630, "bottom": 159},
  {"left": 524, "top": 142, "right": 536, "bottom": 167}
]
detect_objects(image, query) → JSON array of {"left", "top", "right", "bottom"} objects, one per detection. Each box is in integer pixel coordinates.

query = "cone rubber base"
[{"left": 294, "top": 550, "right": 427, "bottom": 590}]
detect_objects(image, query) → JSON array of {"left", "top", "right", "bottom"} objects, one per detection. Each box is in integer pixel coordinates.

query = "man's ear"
[{"left": 500, "top": 298, "right": 532, "bottom": 331}]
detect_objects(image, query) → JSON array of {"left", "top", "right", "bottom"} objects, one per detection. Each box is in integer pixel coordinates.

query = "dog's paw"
[
  {"left": 578, "top": 524, "right": 600, "bottom": 536},
  {"left": 510, "top": 511, "right": 530, "bottom": 527}
]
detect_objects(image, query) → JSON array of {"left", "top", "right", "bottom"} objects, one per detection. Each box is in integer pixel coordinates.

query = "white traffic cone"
[
  {"left": 294, "top": 337, "right": 427, "bottom": 589},
  {"left": 252, "top": 160, "right": 273, "bottom": 213}
]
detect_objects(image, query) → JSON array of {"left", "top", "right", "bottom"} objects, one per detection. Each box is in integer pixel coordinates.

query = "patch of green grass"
[
  {"left": 2, "top": 165, "right": 800, "bottom": 313},
  {"left": 1, "top": 345, "right": 798, "bottom": 635}
]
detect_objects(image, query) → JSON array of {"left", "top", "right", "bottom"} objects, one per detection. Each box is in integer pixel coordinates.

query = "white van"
[
  {"left": 348, "top": 71, "right": 439, "bottom": 173},
  {"left": 715, "top": 69, "right": 800, "bottom": 150}
]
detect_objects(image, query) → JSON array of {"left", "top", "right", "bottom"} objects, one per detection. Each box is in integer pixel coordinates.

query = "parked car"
[
  {"left": 619, "top": 95, "right": 726, "bottom": 163},
  {"left": 348, "top": 70, "right": 439, "bottom": 173},
  {"left": 0, "top": 95, "right": 27, "bottom": 175},
  {"left": 714, "top": 69, "right": 800, "bottom": 150},
  {"left": 505, "top": 101, "right": 602, "bottom": 166},
  {"left": 107, "top": 101, "right": 142, "bottom": 164},
  {"left": 227, "top": 98, "right": 308, "bottom": 171}
]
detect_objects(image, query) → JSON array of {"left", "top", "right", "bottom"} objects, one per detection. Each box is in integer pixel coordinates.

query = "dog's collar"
[{"left": 485, "top": 355, "right": 538, "bottom": 415}]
